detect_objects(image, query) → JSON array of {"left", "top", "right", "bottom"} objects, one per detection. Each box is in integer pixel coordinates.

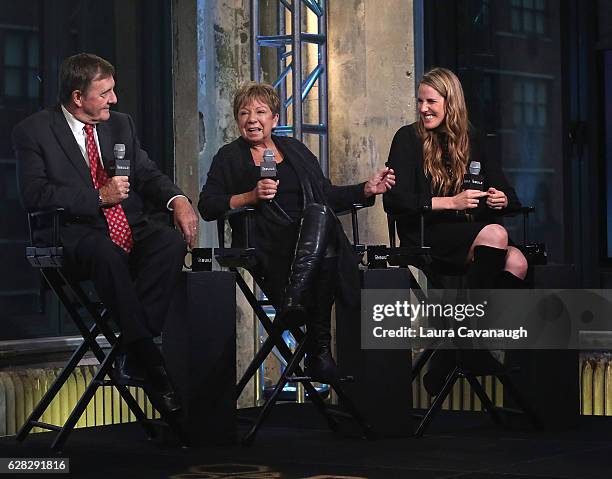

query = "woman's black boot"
[
  {"left": 276, "top": 203, "right": 334, "bottom": 329},
  {"left": 304, "top": 257, "right": 342, "bottom": 383},
  {"left": 467, "top": 245, "right": 507, "bottom": 289}
]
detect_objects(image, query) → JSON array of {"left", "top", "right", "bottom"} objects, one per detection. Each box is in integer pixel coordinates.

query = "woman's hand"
[
  {"left": 451, "top": 189, "right": 488, "bottom": 210},
  {"left": 486, "top": 187, "right": 508, "bottom": 210},
  {"left": 364, "top": 167, "right": 396, "bottom": 197},
  {"left": 229, "top": 178, "right": 279, "bottom": 209},
  {"left": 253, "top": 178, "right": 279, "bottom": 202}
]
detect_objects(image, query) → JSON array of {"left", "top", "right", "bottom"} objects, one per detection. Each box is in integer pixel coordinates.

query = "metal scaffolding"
[
  {"left": 249, "top": 0, "right": 330, "bottom": 406},
  {"left": 251, "top": 0, "right": 329, "bottom": 176}
]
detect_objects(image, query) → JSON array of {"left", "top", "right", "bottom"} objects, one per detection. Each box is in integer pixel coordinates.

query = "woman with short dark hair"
[{"left": 199, "top": 82, "right": 395, "bottom": 382}]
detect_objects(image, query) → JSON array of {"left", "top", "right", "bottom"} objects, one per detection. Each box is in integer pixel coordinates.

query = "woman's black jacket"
[{"left": 199, "top": 135, "right": 374, "bottom": 309}]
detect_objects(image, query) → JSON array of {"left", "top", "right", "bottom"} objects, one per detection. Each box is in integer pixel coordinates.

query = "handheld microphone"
[
  {"left": 260, "top": 148, "right": 277, "bottom": 180},
  {"left": 461, "top": 161, "right": 485, "bottom": 213},
  {"left": 462, "top": 161, "right": 484, "bottom": 191},
  {"left": 110, "top": 144, "right": 130, "bottom": 177}
]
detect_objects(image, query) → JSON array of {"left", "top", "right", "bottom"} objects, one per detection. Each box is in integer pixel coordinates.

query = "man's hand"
[
  {"left": 486, "top": 187, "right": 508, "bottom": 210},
  {"left": 171, "top": 197, "right": 199, "bottom": 248},
  {"left": 99, "top": 176, "right": 130, "bottom": 206},
  {"left": 364, "top": 167, "right": 396, "bottom": 197}
]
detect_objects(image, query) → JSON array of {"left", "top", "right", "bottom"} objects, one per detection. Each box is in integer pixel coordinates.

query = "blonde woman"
[
  {"left": 384, "top": 67, "right": 527, "bottom": 288},
  {"left": 383, "top": 68, "right": 528, "bottom": 394}
]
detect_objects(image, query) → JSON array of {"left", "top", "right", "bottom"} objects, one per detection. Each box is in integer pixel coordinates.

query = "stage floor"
[{"left": 1, "top": 405, "right": 611, "bottom": 479}]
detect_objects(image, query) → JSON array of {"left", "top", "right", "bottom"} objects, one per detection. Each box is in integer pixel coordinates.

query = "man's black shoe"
[
  {"left": 149, "top": 366, "right": 182, "bottom": 414},
  {"left": 158, "top": 391, "right": 182, "bottom": 414}
]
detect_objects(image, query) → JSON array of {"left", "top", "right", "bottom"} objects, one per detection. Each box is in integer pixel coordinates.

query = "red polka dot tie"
[{"left": 84, "top": 124, "right": 133, "bottom": 253}]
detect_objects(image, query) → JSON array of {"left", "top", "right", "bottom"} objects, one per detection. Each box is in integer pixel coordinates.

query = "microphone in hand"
[
  {"left": 462, "top": 161, "right": 484, "bottom": 191},
  {"left": 260, "top": 148, "right": 277, "bottom": 180},
  {"left": 110, "top": 143, "right": 130, "bottom": 177},
  {"left": 100, "top": 144, "right": 130, "bottom": 206},
  {"left": 461, "top": 160, "right": 486, "bottom": 211},
  {"left": 258, "top": 148, "right": 278, "bottom": 203}
]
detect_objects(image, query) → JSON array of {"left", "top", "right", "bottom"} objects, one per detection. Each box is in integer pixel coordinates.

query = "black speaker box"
[
  {"left": 507, "top": 349, "right": 580, "bottom": 429},
  {"left": 164, "top": 271, "right": 236, "bottom": 445},
  {"left": 336, "top": 268, "right": 413, "bottom": 437},
  {"left": 510, "top": 263, "right": 579, "bottom": 429}
]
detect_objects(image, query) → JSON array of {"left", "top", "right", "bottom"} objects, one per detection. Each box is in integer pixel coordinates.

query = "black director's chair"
[
  {"left": 215, "top": 206, "right": 372, "bottom": 446},
  {"left": 385, "top": 206, "right": 542, "bottom": 436},
  {"left": 17, "top": 208, "right": 186, "bottom": 452}
]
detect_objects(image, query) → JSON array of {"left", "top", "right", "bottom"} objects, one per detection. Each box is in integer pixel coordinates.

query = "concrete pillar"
[
  {"left": 328, "top": 0, "right": 416, "bottom": 246},
  {"left": 197, "top": 0, "right": 251, "bottom": 247},
  {"left": 172, "top": 0, "right": 200, "bottom": 206},
  {"left": 196, "top": 0, "right": 254, "bottom": 408}
]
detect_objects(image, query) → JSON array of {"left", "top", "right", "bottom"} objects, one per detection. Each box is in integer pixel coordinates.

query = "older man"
[{"left": 12, "top": 53, "right": 198, "bottom": 412}]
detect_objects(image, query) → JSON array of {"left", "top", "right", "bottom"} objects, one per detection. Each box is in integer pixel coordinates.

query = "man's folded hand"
[{"left": 171, "top": 197, "right": 199, "bottom": 248}]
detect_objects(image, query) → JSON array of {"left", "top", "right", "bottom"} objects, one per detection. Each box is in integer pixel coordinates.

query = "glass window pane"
[
  {"left": 535, "top": 0, "right": 545, "bottom": 11},
  {"left": 4, "top": 69, "right": 21, "bottom": 97},
  {"left": 524, "top": 0, "right": 534, "bottom": 8},
  {"left": 525, "top": 105, "right": 535, "bottom": 125},
  {"left": 536, "top": 14, "right": 544, "bottom": 34},
  {"left": 28, "top": 35, "right": 39, "bottom": 68},
  {"left": 4, "top": 34, "right": 24, "bottom": 66},
  {"left": 482, "top": 2, "right": 490, "bottom": 25},
  {"left": 538, "top": 82, "right": 547, "bottom": 102},
  {"left": 524, "top": 81, "right": 535, "bottom": 103},
  {"left": 524, "top": 11, "right": 534, "bottom": 32},
  {"left": 513, "top": 105, "right": 523, "bottom": 126},
  {"left": 483, "top": 76, "right": 492, "bottom": 100},
  {"left": 28, "top": 72, "right": 39, "bottom": 98},
  {"left": 513, "top": 82, "right": 522, "bottom": 101},
  {"left": 511, "top": 10, "right": 521, "bottom": 31},
  {"left": 537, "top": 106, "right": 546, "bottom": 127}
]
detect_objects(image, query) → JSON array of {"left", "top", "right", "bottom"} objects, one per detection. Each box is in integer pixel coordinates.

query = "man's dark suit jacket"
[{"left": 12, "top": 105, "right": 183, "bottom": 251}]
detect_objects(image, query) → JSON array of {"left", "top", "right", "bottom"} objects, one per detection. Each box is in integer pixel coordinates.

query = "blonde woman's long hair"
[{"left": 417, "top": 68, "right": 470, "bottom": 195}]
